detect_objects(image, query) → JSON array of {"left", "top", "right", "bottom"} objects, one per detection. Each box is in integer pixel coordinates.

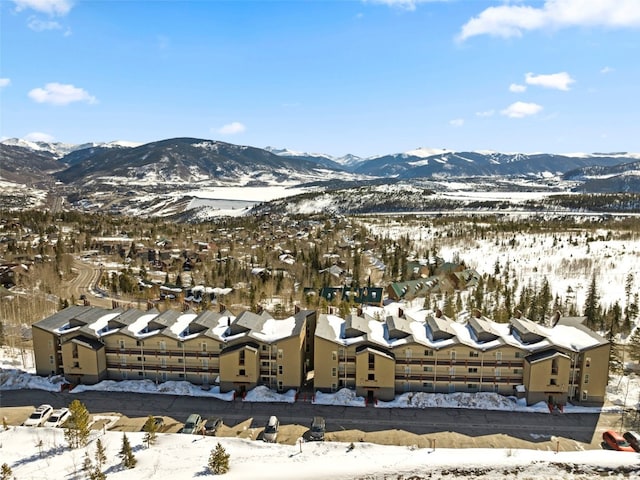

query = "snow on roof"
[
  {"left": 88, "top": 312, "right": 123, "bottom": 335},
  {"left": 127, "top": 313, "right": 160, "bottom": 336},
  {"left": 250, "top": 317, "right": 297, "bottom": 342},
  {"left": 544, "top": 324, "right": 604, "bottom": 351},
  {"left": 169, "top": 312, "right": 198, "bottom": 337}
]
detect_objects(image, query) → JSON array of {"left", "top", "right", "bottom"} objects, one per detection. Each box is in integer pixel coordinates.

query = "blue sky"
[{"left": 1, "top": 0, "right": 639, "bottom": 157}]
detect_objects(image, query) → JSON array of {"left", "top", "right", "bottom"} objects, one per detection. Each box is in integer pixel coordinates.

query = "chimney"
[
  {"left": 552, "top": 311, "right": 561, "bottom": 327},
  {"left": 435, "top": 308, "right": 442, "bottom": 318},
  {"left": 398, "top": 307, "right": 404, "bottom": 318},
  {"left": 514, "top": 309, "right": 522, "bottom": 319},
  {"left": 219, "top": 303, "right": 226, "bottom": 313},
  {"left": 472, "top": 309, "right": 481, "bottom": 318}
]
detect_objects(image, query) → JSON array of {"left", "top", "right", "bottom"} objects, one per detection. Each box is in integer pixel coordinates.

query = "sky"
[{"left": 1, "top": 0, "right": 639, "bottom": 157}]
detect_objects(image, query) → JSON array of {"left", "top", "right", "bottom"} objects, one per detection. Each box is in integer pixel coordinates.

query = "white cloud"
[
  {"left": 501, "top": 101, "right": 543, "bottom": 118},
  {"left": 525, "top": 72, "right": 575, "bottom": 91},
  {"left": 475, "top": 109, "right": 495, "bottom": 117},
  {"left": 216, "top": 122, "right": 246, "bottom": 135},
  {"left": 449, "top": 118, "right": 464, "bottom": 127},
  {"left": 365, "top": 0, "right": 445, "bottom": 11},
  {"left": 24, "top": 131, "right": 55, "bottom": 142},
  {"left": 28, "top": 82, "right": 97, "bottom": 106},
  {"left": 600, "top": 66, "right": 614, "bottom": 74},
  {"left": 27, "top": 17, "right": 62, "bottom": 31},
  {"left": 0, "top": 78, "right": 10, "bottom": 88},
  {"left": 12, "top": 0, "right": 73, "bottom": 16},
  {"left": 509, "top": 83, "right": 527, "bottom": 93},
  {"left": 458, "top": 0, "right": 640, "bottom": 41}
]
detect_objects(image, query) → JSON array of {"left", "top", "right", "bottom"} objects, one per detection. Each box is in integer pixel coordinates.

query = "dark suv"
[
  {"left": 623, "top": 431, "right": 640, "bottom": 452},
  {"left": 310, "top": 416, "right": 326, "bottom": 441}
]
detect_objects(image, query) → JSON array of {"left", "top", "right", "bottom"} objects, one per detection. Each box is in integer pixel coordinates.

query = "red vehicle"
[{"left": 602, "top": 430, "right": 635, "bottom": 452}]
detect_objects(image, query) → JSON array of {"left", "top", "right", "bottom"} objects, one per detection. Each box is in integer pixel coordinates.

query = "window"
[
  {"left": 261, "top": 361, "right": 269, "bottom": 367},
  {"left": 584, "top": 374, "right": 590, "bottom": 384},
  {"left": 495, "top": 351, "right": 502, "bottom": 363},
  {"left": 468, "top": 384, "right": 477, "bottom": 390},
  {"left": 239, "top": 368, "right": 246, "bottom": 376},
  {"left": 178, "top": 373, "right": 185, "bottom": 379},
  {"left": 72, "top": 361, "right": 80, "bottom": 368},
  {"left": 450, "top": 350, "right": 456, "bottom": 361},
  {"left": 201, "top": 343, "right": 207, "bottom": 352},
  {"left": 119, "top": 340, "right": 125, "bottom": 349},
  {"left": 585, "top": 357, "right": 591, "bottom": 368},
  {"left": 262, "top": 345, "right": 268, "bottom": 351},
  {"left": 425, "top": 350, "right": 434, "bottom": 356},
  {"left": 550, "top": 378, "right": 557, "bottom": 386},
  {"left": 449, "top": 367, "right": 456, "bottom": 376},
  {"left": 72, "top": 344, "right": 79, "bottom": 358},
  {"left": 582, "top": 390, "right": 588, "bottom": 400},
  {"left": 423, "top": 382, "right": 433, "bottom": 389},
  {"left": 278, "top": 365, "right": 283, "bottom": 375},
  {"left": 177, "top": 341, "right": 182, "bottom": 348},
  {"left": 468, "top": 367, "right": 478, "bottom": 373},
  {"left": 368, "top": 373, "right": 375, "bottom": 381},
  {"left": 368, "top": 353, "right": 375, "bottom": 370},
  {"left": 405, "top": 348, "right": 412, "bottom": 358},
  {"left": 515, "top": 351, "right": 522, "bottom": 358},
  {"left": 49, "top": 355, "right": 54, "bottom": 365},
  {"left": 331, "top": 383, "right": 337, "bottom": 392},
  {"left": 159, "top": 341, "right": 166, "bottom": 351},
  {"left": 201, "top": 358, "right": 209, "bottom": 369},
  {"left": 137, "top": 356, "right": 142, "bottom": 361},
  {"left": 332, "top": 367, "right": 337, "bottom": 377},
  {"left": 404, "top": 366, "right": 411, "bottom": 374},
  {"left": 278, "top": 349, "right": 283, "bottom": 359},
  {"left": 48, "top": 339, "right": 53, "bottom": 348},
  {"left": 423, "top": 366, "right": 433, "bottom": 372},
  {"left": 469, "top": 351, "right": 479, "bottom": 358},
  {"left": 137, "top": 340, "right": 144, "bottom": 347},
  {"left": 338, "top": 348, "right": 345, "bottom": 356},
  {"left": 120, "top": 355, "right": 127, "bottom": 365},
  {"left": 239, "top": 350, "right": 245, "bottom": 366},
  {"left": 495, "top": 368, "right": 501, "bottom": 379},
  {"left": 332, "top": 351, "right": 337, "bottom": 361},
  {"left": 138, "top": 371, "right": 143, "bottom": 376},
  {"left": 178, "top": 358, "right": 183, "bottom": 363},
  {"left": 513, "top": 368, "right": 521, "bottom": 374}
]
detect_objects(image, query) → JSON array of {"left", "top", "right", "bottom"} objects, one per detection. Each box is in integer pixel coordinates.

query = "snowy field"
[{"left": 2, "top": 346, "right": 640, "bottom": 479}]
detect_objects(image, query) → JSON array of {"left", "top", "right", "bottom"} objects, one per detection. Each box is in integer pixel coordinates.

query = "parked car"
[
  {"left": 623, "top": 431, "right": 640, "bottom": 452},
  {"left": 204, "top": 418, "right": 223, "bottom": 436},
  {"left": 24, "top": 404, "right": 54, "bottom": 427},
  {"left": 263, "top": 416, "right": 279, "bottom": 443},
  {"left": 43, "top": 407, "right": 70, "bottom": 428},
  {"left": 181, "top": 414, "right": 203, "bottom": 434},
  {"left": 602, "top": 430, "right": 635, "bottom": 452},
  {"left": 141, "top": 416, "right": 165, "bottom": 432},
  {"left": 309, "top": 416, "right": 326, "bottom": 441}
]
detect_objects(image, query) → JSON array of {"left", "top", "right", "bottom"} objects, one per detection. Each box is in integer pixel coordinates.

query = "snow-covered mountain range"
[{"left": 2, "top": 136, "right": 640, "bottom": 219}]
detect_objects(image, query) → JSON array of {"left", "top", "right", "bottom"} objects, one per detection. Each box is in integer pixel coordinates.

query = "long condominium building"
[{"left": 32, "top": 304, "right": 608, "bottom": 406}]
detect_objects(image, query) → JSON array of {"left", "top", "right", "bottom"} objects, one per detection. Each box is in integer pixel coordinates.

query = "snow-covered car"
[
  {"left": 43, "top": 408, "right": 70, "bottom": 428},
  {"left": 24, "top": 404, "right": 53, "bottom": 427}
]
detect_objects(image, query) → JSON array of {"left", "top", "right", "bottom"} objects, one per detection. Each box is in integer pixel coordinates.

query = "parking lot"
[{"left": 0, "top": 389, "right": 622, "bottom": 451}]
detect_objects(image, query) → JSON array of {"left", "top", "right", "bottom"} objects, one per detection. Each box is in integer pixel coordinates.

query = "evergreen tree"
[
  {"left": 539, "top": 277, "right": 552, "bottom": 323},
  {"left": 1, "top": 463, "right": 13, "bottom": 480},
  {"left": 584, "top": 274, "right": 600, "bottom": 330},
  {"left": 208, "top": 442, "right": 230, "bottom": 475},
  {"left": 142, "top": 415, "right": 158, "bottom": 447},
  {"left": 119, "top": 433, "right": 137, "bottom": 469},
  {"left": 64, "top": 399, "right": 91, "bottom": 448},
  {"left": 95, "top": 438, "right": 107, "bottom": 470},
  {"left": 628, "top": 327, "right": 640, "bottom": 363}
]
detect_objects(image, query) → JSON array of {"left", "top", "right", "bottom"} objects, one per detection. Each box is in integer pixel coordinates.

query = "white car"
[
  {"left": 24, "top": 404, "right": 54, "bottom": 427},
  {"left": 43, "top": 407, "right": 70, "bottom": 428}
]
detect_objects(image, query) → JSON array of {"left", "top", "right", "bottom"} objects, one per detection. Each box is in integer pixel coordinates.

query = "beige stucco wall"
[
  {"left": 32, "top": 327, "right": 59, "bottom": 376},
  {"left": 524, "top": 354, "right": 571, "bottom": 405},
  {"left": 355, "top": 348, "right": 395, "bottom": 401},
  {"left": 578, "top": 344, "right": 610, "bottom": 404},
  {"left": 219, "top": 345, "right": 260, "bottom": 393},
  {"left": 61, "top": 341, "right": 106, "bottom": 384}
]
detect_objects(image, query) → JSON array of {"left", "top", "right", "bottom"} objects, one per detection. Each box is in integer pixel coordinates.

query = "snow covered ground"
[{"left": 2, "top": 346, "right": 640, "bottom": 478}]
